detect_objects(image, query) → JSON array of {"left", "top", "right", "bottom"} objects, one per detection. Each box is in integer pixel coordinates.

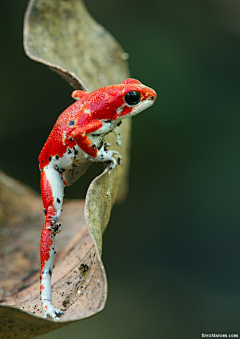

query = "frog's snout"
[{"left": 149, "top": 89, "right": 157, "bottom": 102}]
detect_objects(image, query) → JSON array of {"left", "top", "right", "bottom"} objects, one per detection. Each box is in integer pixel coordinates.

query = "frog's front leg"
[
  {"left": 71, "top": 120, "right": 122, "bottom": 169},
  {"left": 93, "top": 142, "right": 123, "bottom": 169},
  {"left": 70, "top": 120, "right": 103, "bottom": 158},
  {"left": 113, "top": 127, "right": 121, "bottom": 146},
  {"left": 40, "top": 166, "right": 64, "bottom": 319}
]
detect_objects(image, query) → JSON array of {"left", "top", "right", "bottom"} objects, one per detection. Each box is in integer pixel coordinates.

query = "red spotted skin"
[
  {"left": 40, "top": 170, "right": 54, "bottom": 282},
  {"left": 39, "top": 79, "right": 157, "bottom": 319}
]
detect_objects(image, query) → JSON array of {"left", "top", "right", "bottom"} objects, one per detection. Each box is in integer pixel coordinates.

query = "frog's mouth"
[{"left": 128, "top": 97, "right": 155, "bottom": 117}]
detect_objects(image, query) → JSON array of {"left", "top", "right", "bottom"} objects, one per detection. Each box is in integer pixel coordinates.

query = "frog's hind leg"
[{"left": 40, "top": 166, "right": 64, "bottom": 319}]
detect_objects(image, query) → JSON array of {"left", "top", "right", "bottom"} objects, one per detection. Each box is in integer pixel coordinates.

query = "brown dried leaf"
[
  {"left": 23, "top": 0, "right": 129, "bottom": 92},
  {"left": 0, "top": 0, "right": 130, "bottom": 337}
]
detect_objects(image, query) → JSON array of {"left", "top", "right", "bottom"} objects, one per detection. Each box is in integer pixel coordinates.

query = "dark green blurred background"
[{"left": 1, "top": 0, "right": 240, "bottom": 338}]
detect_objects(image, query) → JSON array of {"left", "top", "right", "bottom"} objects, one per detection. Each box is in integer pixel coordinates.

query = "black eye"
[{"left": 124, "top": 91, "right": 141, "bottom": 106}]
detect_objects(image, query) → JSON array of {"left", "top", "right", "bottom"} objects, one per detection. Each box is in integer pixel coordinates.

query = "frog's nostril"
[{"left": 150, "top": 96, "right": 155, "bottom": 100}]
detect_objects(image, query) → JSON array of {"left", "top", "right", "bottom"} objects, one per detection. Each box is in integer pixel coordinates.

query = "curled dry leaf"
[{"left": 0, "top": 0, "right": 130, "bottom": 337}]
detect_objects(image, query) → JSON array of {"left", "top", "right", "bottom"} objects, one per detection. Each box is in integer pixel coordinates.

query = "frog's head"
[
  {"left": 111, "top": 78, "right": 157, "bottom": 120},
  {"left": 86, "top": 79, "right": 156, "bottom": 121}
]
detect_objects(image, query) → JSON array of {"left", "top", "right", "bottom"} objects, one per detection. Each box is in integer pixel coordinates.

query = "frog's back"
[{"left": 38, "top": 101, "right": 86, "bottom": 169}]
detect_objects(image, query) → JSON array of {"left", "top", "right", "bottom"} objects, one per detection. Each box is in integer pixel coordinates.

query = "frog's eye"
[{"left": 124, "top": 91, "right": 141, "bottom": 106}]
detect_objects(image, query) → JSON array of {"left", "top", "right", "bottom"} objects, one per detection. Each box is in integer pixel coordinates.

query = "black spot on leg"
[
  {"left": 74, "top": 148, "right": 78, "bottom": 155},
  {"left": 67, "top": 148, "right": 72, "bottom": 154},
  {"left": 57, "top": 198, "right": 61, "bottom": 203},
  {"left": 55, "top": 155, "right": 59, "bottom": 160},
  {"left": 49, "top": 156, "right": 52, "bottom": 162},
  {"left": 117, "top": 121, "right": 122, "bottom": 127}
]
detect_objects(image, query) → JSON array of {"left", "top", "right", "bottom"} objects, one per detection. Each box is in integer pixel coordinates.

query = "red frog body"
[{"left": 39, "top": 78, "right": 157, "bottom": 319}]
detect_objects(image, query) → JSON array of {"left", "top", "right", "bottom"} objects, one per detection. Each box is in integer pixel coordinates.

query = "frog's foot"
[
  {"left": 94, "top": 143, "right": 123, "bottom": 169},
  {"left": 42, "top": 300, "right": 65, "bottom": 320},
  {"left": 108, "top": 150, "right": 123, "bottom": 169}
]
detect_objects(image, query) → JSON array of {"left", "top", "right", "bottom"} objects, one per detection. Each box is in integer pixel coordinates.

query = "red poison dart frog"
[{"left": 38, "top": 78, "right": 157, "bottom": 319}]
